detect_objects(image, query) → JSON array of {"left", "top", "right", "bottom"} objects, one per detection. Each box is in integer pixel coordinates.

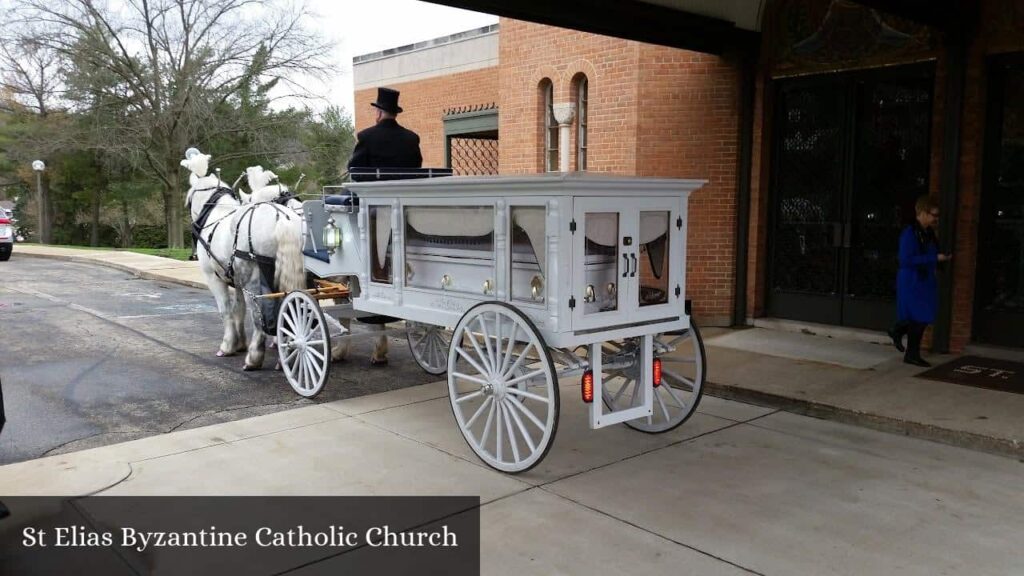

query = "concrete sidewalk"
[
  {"left": 12, "top": 244, "right": 206, "bottom": 289},
  {"left": 0, "top": 381, "right": 1021, "bottom": 575},
  {"left": 10, "top": 244, "right": 1023, "bottom": 459}
]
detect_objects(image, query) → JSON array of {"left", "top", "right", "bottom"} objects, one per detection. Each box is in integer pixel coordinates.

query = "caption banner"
[{"left": 0, "top": 496, "right": 479, "bottom": 575}]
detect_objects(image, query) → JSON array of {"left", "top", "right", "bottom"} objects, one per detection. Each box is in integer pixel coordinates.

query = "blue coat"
[{"left": 896, "top": 224, "right": 939, "bottom": 324}]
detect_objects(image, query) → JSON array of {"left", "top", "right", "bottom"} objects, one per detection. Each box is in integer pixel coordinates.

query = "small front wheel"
[
  {"left": 277, "top": 291, "right": 331, "bottom": 398},
  {"left": 448, "top": 302, "right": 559, "bottom": 473}
]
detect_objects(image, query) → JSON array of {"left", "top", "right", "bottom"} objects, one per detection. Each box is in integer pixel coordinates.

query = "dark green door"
[{"left": 768, "top": 65, "right": 934, "bottom": 330}]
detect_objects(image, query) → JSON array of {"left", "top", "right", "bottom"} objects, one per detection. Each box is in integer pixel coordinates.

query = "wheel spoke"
[
  {"left": 506, "top": 395, "right": 546, "bottom": 432},
  {"left": 478, "top": 400, "right": 497, "bottom": 449},
  {"left": 477, "top": 315, "right": 497, "bottom": 376},
  {"left": 654, "top": 385, "right": 671, "bottom": 422},
  {"left": 504, "top": 398, "right": 537, "bottom": 453},
  {"left": 505, "top": 368, "right": 546, "bottom": 387},
  {"left": 452, "top": 371, "right": 489, "bottom": 386},
  {"left": 501, "top": 402, "right": 520, "bottom": 464},
  {"left": 499, "top": 324, "right": 519, "bottom": 376},
  {"left": 455, "top": 346, "right": 491, "bottom": 380},
  {"left": 660, "top": 377, "right": 688, "bottom": 409},
  {"left": 611, "top": 377, "right": 633, "bottom": 404},
  {"left": 495, "top": 399, "right": 503, "bottom": 463},
  {"left": 465, "top": 396, "right": 493, "bottom": 429},
  {"left": 501, "top": 341, "right": 535, "bottom": 381},
  {"left": 455, "top": 389, "right": 485, "bottom": 404},
  {"left": 307, "top": 352, "right": 325, "bottom": 381},
  {"left": 506, "top": 387, "right": 549, "bottom": 404},
  {"left": 464, "top": 328, "right": 494, "bottom": 375},
  {"left": 663, "top": 368, "right": 696, "bottom": 392}
]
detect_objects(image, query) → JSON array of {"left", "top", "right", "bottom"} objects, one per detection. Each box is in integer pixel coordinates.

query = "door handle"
[
  {"left": 630, "top": 253, "right": 637, "bottom": 277},
  {"left": 622, "top": 254, "right": 629, "bottom": 278}
]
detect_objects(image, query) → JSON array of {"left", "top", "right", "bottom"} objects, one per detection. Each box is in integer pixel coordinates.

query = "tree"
[
  {"left": 10, "top": 0, "right": 335, "bottom": 247},
  {"left": 0, "top": 32, "right": 64, "bottom": 242}
]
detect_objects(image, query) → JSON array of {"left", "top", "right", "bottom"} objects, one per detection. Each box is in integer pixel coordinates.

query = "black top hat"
[{"left": 371, "top": 87, "right": 403, "bottom": 114}]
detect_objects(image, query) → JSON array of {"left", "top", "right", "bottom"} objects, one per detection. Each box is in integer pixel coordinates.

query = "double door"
[
  {"left": 572, "top": 197, "right": 685, "bottom": 331},
  {"left": 767, "top": 65, "right": 934, "bottom": 330}
]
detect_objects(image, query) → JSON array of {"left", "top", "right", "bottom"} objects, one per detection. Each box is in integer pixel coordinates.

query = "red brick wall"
[
  {"left": 497, "top": 18, "right": 641, "bottom": 175},
  {"left": 497, "top": 18, "right": 742, "bottom": 324},
  {"left": 948, "top": 0, "right": 1024, "bottom": 351},
  {"left": 634, "top": 46, "right": 743, "bottom": 324},
  {"left": 354, "top": 66, "right": 500, "bottom": 168}
]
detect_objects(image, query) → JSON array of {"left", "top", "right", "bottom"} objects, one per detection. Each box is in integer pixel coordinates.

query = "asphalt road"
[{"left": 0, "top": 257, "right": 440, "bottom": 465}]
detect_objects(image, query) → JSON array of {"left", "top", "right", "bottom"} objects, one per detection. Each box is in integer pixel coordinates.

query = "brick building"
[{"left": 354, "top": 0, "right": 1024, "bottom": 352}]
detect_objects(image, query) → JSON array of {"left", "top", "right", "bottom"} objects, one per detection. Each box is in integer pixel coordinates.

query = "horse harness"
[{"left": 188, "top": 185, "right": 296, "bottom": 289}]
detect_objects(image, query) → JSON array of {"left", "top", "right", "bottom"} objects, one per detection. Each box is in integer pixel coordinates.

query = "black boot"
[
  {"left": 888, "top": 322, "right": 907, "bottom": 353},
  {"left": 904, "top": 323, "right": 931, "bottom": 367}
]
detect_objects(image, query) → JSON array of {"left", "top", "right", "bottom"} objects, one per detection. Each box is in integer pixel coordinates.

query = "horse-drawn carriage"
[{"left": 263, "top": 171, "right": 708, "bottom": 473}]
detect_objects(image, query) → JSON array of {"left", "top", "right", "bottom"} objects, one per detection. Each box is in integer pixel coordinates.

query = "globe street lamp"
[{"left": 31, "top": 160, "right": 45, "bottom": 244}]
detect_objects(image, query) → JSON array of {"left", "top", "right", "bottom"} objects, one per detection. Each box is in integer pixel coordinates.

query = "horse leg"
[
  {"left": 332, "top": 315, "right": 351, "bottom": 361},
  {"left": 209, "top": 277, "right": 241, "bottom": 356},
  {"left": 370, "top": 324, "right": 388, "bottom": 366},
  {"left": 229, "top": 286, "right": 247, "bottom": 354},
  {"left": 241, "top": 272, "right": 266, "bottom": 371}
]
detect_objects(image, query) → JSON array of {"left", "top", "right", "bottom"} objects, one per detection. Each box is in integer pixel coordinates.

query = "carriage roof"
[{"left": 341, "top": 172, "right": 707, "bottom": 198}]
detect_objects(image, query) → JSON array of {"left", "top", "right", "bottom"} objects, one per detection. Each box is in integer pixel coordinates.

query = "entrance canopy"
[{"left": 427, "top": 0, "right": 962, "bottom": 54}]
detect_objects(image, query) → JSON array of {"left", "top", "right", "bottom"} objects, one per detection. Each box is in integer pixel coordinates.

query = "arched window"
[
  {"left": 541, "top": 79, "right": 558, "bottom": 172},
  {"left": 574, "top": 75, "right": 588, "bottom": 171}
]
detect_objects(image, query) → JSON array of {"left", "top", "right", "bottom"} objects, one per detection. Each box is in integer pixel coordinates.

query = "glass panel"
[
  {"left": 638, "top": 211, "right": 670, "bottom": 307},
  {"left": 771, "top": 84, "right": 843, "bottom": 294},
  {"left": 510, "top": 206, "right": 546, "bottom": 303},
  {"left": 583, "top": 212, "right": 619, "bottom": 315},
  {"left": 981, "top": 60, "right": 1024, "bottom": 316},
  {"left": 847, "top": 77, "right": 932, "bottom": 301},
  {"left": 404, "top": 206, "right": 494, "bottom": 294},
  {"left": 369, "top": 206, "right": 392, "bottom": 284}
]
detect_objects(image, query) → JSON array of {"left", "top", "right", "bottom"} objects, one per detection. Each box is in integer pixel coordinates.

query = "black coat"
[{"left": 347, "top": 119, "right": 422, "bottom": 179}]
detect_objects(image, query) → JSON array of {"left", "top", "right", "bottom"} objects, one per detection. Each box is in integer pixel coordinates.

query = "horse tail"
[{"left": 274, "top": 214, "right": 305, "bottom": 294}]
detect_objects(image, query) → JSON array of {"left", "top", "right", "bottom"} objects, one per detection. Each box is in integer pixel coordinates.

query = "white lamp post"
[{"left": 32, "top": 160, "right": 45, "bottom": 243}]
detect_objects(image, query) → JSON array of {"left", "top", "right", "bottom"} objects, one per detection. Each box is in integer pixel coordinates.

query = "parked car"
[{"left": 0, "top": 217, "right": 12, "bottom": 261}]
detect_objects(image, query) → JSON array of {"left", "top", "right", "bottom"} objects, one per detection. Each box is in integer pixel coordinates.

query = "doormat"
[{"left": 916, "top": 355, "right": 1024, "bottom": 394}]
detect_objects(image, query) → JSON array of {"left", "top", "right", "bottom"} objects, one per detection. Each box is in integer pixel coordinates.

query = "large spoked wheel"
[
  {"left": 448, "top": 302, "right": 559, "bottom": 474},
  {"left": 277, "top": 291, "right": 331, "bottom": 398},
  {"left": 407, "top": 321, "right": 451, "bottom": 376},
  {"left": 602, "top": 321, "right": 706, "bottom": 433}
]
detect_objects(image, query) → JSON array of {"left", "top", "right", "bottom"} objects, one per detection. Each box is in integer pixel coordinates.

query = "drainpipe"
[{"left": 552, "top": 103, "right": 576, "bottom": 172}]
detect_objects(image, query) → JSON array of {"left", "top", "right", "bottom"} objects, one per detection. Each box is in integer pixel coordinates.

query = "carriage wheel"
[
  {"left": 448, "top": 302, "right": 559, "bottom": 473},
  {"left": 406, "top": 322, "right": 451, "bottom": 376},
  {"left": 602, "top": 321, "right": 706, "bottom": 433},
  {"left": 277, "top": 291, "right": 331, "bottom": 398}
]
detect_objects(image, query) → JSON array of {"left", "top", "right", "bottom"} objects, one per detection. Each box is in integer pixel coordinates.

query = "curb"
[
  {"left": 705, "top": 380, "right": 1023, "bottom": 460},
  {"left": 15, "top": 252, "right": 208, "bottom": 290}
]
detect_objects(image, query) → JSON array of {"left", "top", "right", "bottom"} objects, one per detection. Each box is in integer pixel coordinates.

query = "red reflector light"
[
  {"left": 653, "top": 358, "right": 662, "bottom": 387},
  {"left": 582, "top": 370, "right": 594, "bottom": 403}
]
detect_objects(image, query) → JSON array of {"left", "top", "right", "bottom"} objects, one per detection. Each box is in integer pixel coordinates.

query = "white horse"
[
  {"left": 182, "top": 152, "right": 306, "bottom": 370},
  {"left": 243, "top": 165, "right": 389, "bottom": 366}
]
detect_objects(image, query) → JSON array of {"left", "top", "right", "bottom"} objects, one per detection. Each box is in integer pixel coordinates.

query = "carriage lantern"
[
  {"left": 323, "top": 217, "right": 342, "bottom": 254},
  {"left": 184, "top": 147, "right": 202, "bottom": 160}
]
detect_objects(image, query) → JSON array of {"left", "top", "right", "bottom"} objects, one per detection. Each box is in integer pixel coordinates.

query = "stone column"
[{"left": 552, "top": 102, "right": 576, "bottom": 173}]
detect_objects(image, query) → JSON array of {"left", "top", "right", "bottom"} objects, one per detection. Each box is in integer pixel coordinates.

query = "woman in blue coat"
[{"left": 888, "top": 196, "right": 951, "bottom": 366}]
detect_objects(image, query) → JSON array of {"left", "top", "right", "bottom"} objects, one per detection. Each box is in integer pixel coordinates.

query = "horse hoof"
[
  {"left": 369, "top": 358, "right": 388, "bottom": 367},
  {"left": 243, "top": 364, "right": 260, "bottom": 372},
  {"left": 216, "top": 350, "right": 226, "bottom": 357}
]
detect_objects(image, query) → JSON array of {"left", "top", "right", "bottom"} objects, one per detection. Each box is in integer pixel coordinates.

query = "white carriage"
[{"left": 278, "top": 173, "right": 708, "bottom": 473}]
